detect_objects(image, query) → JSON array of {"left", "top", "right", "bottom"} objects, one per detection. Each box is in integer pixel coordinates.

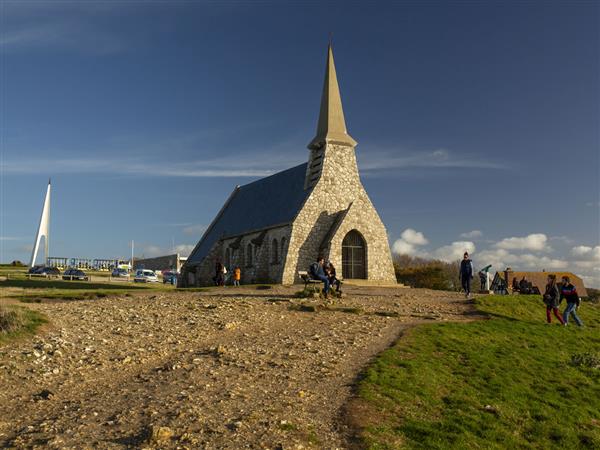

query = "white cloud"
[
  {"left": 359, "top": 148, "right": 507, "bottom": 172},
  {"left": 400, "top": 229, "right": 429, "bottom": 246},
  {"left": 174, "top": 244, "right": 195, "bottom": 256},
  {"left": 1, "top": 157, "right": 277, "bottom": 178},
  {"left": 182, "top": 224, "right": 207, "bottom": 236},
  {"left": 392, "top": 240, "right": 418, "bottom": 255},
  {"left": 460, "top": 230, "right": 483, "bottom": 239},
  {"left": 477, "top": 248, "right": 568, "bottom": 271},
  {"left": 571, "top": 245, "right": 600, "bottom": 260},
  {"left": 137, "top": 243, "right": 195, "bottom": 258},
  {"left": 392, "top": 228, "right": 429, "bottom": 255},
  {"left": 495, "top": 233, "right": 549, "bottom": 252},
  {"left": 430, "top": 241, "right": 476, "bottom": 263}
]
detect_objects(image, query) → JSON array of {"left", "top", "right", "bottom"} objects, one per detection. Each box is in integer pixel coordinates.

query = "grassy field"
[
  {"left": 0, "top": 264, "right": 180, "bottom": 301},
  {"left": 356, "top": 295, "right": 600, "bottom": 449}
]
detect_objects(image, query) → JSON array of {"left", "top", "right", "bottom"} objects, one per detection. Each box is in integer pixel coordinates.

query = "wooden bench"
[{"left": 298, "top": 270, "right": 322, "bottom": 292}]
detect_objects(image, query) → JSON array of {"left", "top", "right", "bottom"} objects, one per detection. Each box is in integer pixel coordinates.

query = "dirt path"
[{"left": 0, "top": 286, "right": 476, "bottom": 449}]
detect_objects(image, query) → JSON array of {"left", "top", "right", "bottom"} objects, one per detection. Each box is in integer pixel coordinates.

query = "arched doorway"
[{"left": 342, "top": 230, "right": 366, "bottom": 279}]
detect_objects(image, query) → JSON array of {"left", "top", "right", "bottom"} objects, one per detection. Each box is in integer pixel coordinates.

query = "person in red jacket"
[
  {"left": 543, "top": 274, "right": 565, "bottom": 325},
  {"left": 560, "top": 276, "right": 584, "bottom": 327}
]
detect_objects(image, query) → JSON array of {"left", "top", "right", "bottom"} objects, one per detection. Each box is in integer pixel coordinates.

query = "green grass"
[
  {"left": 0, "top": 277, "right": 177, "bottom": 303},
  {"left": 356, "top": 295, "right": 600, "bottom": 449},
  {"left": 0, "top": 305, "right": 47, "bottom": 345},
  {"left": 0, "top": 279, "right": 150, "bottom": 290}
]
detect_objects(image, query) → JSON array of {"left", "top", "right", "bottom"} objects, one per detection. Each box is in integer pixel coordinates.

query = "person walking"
[
  {"left": 233, "top": 266, "right": 241, "bottom": 287},
  {"left": 543, "top": 274, "right": 565, "bottom": 325},
  {"left": 459, "top": 252, "right": 474, "bottom": 298},
  {"left": 309, "top": 256, "right": 330, "bottom": 298},
  {"left": 560, "top": 275, "right": 584, "bottom": 327}
]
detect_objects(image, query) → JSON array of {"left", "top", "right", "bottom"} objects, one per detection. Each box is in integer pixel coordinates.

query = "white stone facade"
[{"left": 182, "top": 142, "right": 395, "bottom": 286}]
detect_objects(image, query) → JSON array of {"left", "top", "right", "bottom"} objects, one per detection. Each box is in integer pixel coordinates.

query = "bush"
[
  {"left": 11, "top": 260, "right": 25, "bottom": 267},
  {"left": 394, "top": 255, "right": 461, "bottom": 291}
]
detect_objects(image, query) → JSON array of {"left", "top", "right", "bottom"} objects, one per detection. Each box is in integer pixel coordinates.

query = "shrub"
[{"left": 394, "top": 255, "right": 461, "bottom": 291}]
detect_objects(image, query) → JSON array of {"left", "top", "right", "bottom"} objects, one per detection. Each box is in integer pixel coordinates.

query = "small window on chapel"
[
  {"left": 246, "top": 243, "right": 253, "bottom": 267},
  {"left": 272, "top": 239, "right": 279, "bottom": 264},
  {"left": 281, "top": 237, "right": 286, "bottom": 257}
]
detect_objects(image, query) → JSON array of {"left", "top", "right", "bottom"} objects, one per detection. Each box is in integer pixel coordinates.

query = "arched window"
[
  {"left": 342, "top": 230, "right": 366, "bottom": 279},
  {"left": 272, "top": 238, "right": 279, "bottom": 264},
  {"left": 246, "top": 243, "right": 253, "bottom": 267}
]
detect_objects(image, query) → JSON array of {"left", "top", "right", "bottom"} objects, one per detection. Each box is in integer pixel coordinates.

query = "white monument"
[{"left": 29, "top": 179, "right": 51, "bottom": 267}]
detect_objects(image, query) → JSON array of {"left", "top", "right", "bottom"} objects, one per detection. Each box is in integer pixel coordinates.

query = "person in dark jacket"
[
  {"left": 543, "top": 274, "right": 565, "bottom": 324},
  {"left": 325, "top": 262, "right": 342, "bottom": 294},
  {"left": 459, "top": 252, "right": 474, "bottom": 298},
  {"left": 309, "top": 256, "right": 330, "bottom": 298},
  {"left": 512, "top": 277, "right": 520, "bottom": 293},
  {"left": 479, "top": 271, "right": 487, "bottom": 291},
  {"left": 214, "top": 260, "right": 224, "bottom": 286},
  {"left": 560, "top": 276, "right": 584, "bottom": 327},
  {"left": 519, "top": 276, "right": 531, "bottom": 294}
]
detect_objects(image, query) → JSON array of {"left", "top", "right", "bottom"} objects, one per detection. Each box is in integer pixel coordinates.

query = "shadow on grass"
[{"left": 1, "top": 279, "right": 150, "bottom": 290}]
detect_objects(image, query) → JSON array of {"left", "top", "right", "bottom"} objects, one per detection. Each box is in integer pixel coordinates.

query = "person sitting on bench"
[
  {"left": 309, "top": 256, "right": 330, "bottom": 298},
  {"left": 325, "top": 261, "right": 341, "bottom": 294}
]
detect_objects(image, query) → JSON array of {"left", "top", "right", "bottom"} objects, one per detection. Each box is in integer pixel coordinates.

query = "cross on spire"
[{"left": 308, "top": 43, "right": 357, "bottom": 150}]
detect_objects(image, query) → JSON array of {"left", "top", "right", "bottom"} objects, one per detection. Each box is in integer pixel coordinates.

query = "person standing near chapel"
[
  {"left": 560, "top": 275, "right": 584, "bottom": 327},
  {"left": 233, "top": 266, "right": 241, "bottom": 287},
  {"left": 459, "top": 252, "right": 474, "bottom": 298}
]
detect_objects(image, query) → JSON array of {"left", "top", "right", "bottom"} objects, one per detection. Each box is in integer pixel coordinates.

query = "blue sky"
[{"left": 1, "top": 1, "right": 599, "bottom": 286}]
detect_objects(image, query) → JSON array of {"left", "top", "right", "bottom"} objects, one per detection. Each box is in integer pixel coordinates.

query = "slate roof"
[{"left": 187, "top": 163, "right": 310, "bottom": 265}]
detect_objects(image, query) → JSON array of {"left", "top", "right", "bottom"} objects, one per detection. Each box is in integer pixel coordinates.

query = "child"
[
  {"left": 233, "top": 266, "right": 241, "bottom": 287},
  {"left": 543, "top": 274, "right": 565, "bottom": 325},
  {"left": 560, "top": 275, "right": 583, "bottom": 327}
]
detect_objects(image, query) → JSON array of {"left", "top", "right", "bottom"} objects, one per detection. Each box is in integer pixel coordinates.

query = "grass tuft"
[{"left": 0, "top": 305, "right": 47, "bottom": 344}]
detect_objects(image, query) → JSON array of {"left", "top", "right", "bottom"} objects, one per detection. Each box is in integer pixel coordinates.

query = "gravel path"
[{"left": 0, "top": 286, "right": 476, "bottom": 449}]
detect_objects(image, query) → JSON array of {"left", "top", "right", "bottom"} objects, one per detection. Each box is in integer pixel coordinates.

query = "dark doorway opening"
[{"left": 342, "top": 230, "right": 366, "bottom": 279}]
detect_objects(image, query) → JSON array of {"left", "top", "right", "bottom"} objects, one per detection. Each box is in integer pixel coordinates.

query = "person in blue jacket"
[
  {"left": 560, "top": 275, "right": 584, "bottom": 327},
  {"left": 459, "top": 252, "right": 474, "bottom": 298},
  {"left": 309, "top": 256, "right": 330, "bottom": 298}
]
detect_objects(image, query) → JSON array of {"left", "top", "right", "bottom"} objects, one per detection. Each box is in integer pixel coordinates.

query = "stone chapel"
[{"left": 180, "top": 45, "right": 396, "bottom": 286}]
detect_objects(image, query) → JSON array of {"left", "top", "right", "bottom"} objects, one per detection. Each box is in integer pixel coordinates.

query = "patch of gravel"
[{"left": 0, "top": 286, "right": 475, "bottom": 449}]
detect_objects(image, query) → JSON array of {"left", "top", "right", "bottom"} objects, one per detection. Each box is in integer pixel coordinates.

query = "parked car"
[
  {"left": 162, "top": 271, "right": 178, "bottom": 285},
  {"left": 134, "top": 269, "right": 159, "bottom": 283},
  {"left": 28, "top": 265, "right": 44, "bottom": 274},
  {"left": 32, "top": 266, "right": 61, "bottom": 276},
  {"left": 62, "top": 269, "right": 89, "bottom": 281},
  {"left": 111, "top": 268, "right": 129, "bottom": 278}
]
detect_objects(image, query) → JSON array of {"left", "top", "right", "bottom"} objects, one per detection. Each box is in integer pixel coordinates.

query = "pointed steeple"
[{"left": 308, "top": 44, "right": 357, "bottom": 150}]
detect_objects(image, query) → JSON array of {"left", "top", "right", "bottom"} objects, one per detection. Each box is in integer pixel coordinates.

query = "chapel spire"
[{"left": 308, "top": 44, "right": 357, "bottom": 150}]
